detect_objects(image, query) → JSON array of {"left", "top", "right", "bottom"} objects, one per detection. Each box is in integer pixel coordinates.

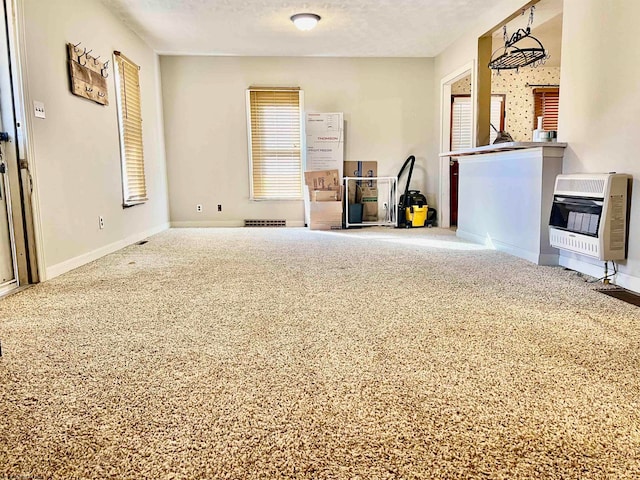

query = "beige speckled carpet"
[{"left": 1, "top": 227, "right": 640, "bottom": 479}]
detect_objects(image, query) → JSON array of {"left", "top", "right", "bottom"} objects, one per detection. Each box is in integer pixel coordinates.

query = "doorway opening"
[
  {"left": 439, "top": 62, "right": 474, "bottom": 230},
  {"left": 0, "top": 0, "right": 37, "bottom": 296}
]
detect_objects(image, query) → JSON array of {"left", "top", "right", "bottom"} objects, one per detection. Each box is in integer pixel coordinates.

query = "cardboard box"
[
  {"left": 344, "top": 161, "right": 378, "bottom": 220},
  {"left": 345, "top": 180, "right": 360, "bottom": 205},
  {"left": 309, "top": 202, "right": 343, "bottom": 230},
  {"left": 306, "top": 182, "right": 344, "bottom": 230},
  {"left": 304, "top": 169, "right": 341, "bottom": 191},
  {"left": 360, "top": 185, "right": 378, "bottom": 222},
  {"left": 312, "top": 189, "right": 342, "bottom": 202},
  {"left": 344, "top": 161, "right": 377, "bottom": 181}
]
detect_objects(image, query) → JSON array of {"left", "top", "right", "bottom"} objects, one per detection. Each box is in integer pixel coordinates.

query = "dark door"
[{"left": 449, "top": 159, "right": 459, "bottom": 226}]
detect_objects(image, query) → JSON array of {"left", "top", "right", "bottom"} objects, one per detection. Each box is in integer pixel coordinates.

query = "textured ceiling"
[{"left": 99, "top": 0, "right": 507, "bottom": 57}]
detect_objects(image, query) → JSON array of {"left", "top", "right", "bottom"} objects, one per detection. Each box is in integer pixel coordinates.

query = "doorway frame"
[
  {"left": 439, "top": 61, "right": 476, "bottom": 229},
  {"left": 0, "top": 0, "right": 40, "bottom": 290}
]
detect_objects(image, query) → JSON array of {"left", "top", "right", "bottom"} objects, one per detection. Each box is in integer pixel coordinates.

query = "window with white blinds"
[
  {"left": 451, "top": 96, "right": 472, "bottom": 151},
  {"left": 489, "top": 95, "right": 505, "bottom": 144},
  {"left": 451, "top": 95, "right": 505, "bottom": 149},
  {"left": 246, "top": 88, "right": 303, "bottom": 200},
  {"left": 114, "top": 51, "right": 147, "bottom": 207},
  {"left": 534, "top": 88, "right": 559, "bottom": 131}
]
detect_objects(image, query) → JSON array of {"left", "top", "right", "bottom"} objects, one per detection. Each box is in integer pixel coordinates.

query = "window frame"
[
  {"left": 113, "top": 51, "right": 147, "bottom": 207},
  {"left": 245, "top": 87, "right": 304, "bottom": 201},
  {"left": 450, "top": 95, "right": 473, "bottom": 151},
  {"left": 451, "top": 94, "right": 505, "bottom": 149},
  {"left": 533, "top": 87, "right": 560, "bottom": 131}
]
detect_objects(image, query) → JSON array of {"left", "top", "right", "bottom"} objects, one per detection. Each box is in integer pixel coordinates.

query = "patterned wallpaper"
[
  {"left": 451, "top": 75, "right": 472, "bottom": 95},
  {"left": 451, "top": 67, "right": 561, "bottom": 142}
]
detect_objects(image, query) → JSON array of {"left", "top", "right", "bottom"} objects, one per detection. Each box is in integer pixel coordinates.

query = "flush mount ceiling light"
[{"left": 290, "top": 13, "right": 321, "bottom": 31}]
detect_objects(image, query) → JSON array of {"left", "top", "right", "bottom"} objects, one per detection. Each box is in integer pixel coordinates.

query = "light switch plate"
[{"left": 34, "top": 101, "right": 46, "bottom": 119}]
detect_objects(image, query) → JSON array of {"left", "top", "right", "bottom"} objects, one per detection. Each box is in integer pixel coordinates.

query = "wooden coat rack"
[{"left": 67, "top": 43, "right": 109, "bottom": 105}]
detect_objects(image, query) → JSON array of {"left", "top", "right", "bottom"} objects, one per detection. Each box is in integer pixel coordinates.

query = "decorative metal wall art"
[{"left": 67, "top": 42, "right": 109, "bottom": 105}]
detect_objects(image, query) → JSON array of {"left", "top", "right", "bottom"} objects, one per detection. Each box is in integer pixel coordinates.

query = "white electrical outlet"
[
  {"left": 99, "top": 216, "right": 104, "bottom": 229},
  {"left": 196, "top": 204, "right": 203, "bottom": 213},
  {"left": 34, "top": 101, "right": 46, "bottom": 119}
]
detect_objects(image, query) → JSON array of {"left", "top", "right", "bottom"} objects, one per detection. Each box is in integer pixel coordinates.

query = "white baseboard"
[
  {"left": 558, "top": 255, "right": 605, "bottom": 279},
  {"left": 455, "top": 229, "right": 485, "bottom": 245},
  {"left": 171, "top": 220, "right": 244, "bottom": 228},
  {"left": 456, "top": 229, "right": 558, "bottom": 266},
  {"left": 559, "top": 255, "right": 640, "bottom": 293},
  {"left": 614, "top": 271, "right": 640, "bottom": 294},
  {"left": 170, "top": 220, "right": 306, "bottom": 228},
  {"left": 45, "top": 222, "right": 170, "bottom": 280}
]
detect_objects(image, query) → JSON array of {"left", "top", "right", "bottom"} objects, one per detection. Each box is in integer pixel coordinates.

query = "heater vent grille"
[
  {"left": 244, "top": 219, "right": 286, "bottom": 227},
  {"left": 555, "top": 178, "right": 606, "bottom": 196},
  {"left": 549, "top": 228, "right": 599, "bottom": 258}
]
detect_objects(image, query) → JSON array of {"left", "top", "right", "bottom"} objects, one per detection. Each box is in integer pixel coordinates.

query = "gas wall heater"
[{"left": 549, "top": 173, "right": 631, "bottom": 260}]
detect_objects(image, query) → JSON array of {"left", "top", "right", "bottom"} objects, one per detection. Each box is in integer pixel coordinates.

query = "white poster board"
[
  {"left": 305, "top": 112, "right": 344, "bottom": 176},
  {"left": 304, "top": 112, "right": 344, "bottom": 226}
]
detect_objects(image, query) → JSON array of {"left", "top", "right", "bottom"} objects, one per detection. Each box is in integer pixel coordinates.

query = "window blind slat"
[
  {"left": 247, "top": 88, "right": 303, "bottom": 200},
  {"left": 489, "top": 96, "right": 504, "bottom": 144},
  {"left": 534, "top": 88, "right": 560, "bottom": 131},
  {"left": 451, "top": 97, "right": 472, "bottom": 151},
  {"left": 451, "top": 95, "right": 504, "bottom": 148},
  {"left": 115, "top": 52, "right": 147, "bottom": 206}
]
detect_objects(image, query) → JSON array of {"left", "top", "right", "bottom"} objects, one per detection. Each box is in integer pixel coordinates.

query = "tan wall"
[
  {"left": 433, "top": 0, "right": 529, "bottom": 83},
  {"left": 159, "top": 56, "right": 435, "bottom": 225},
  {"left": 558, "top": 0, "right": 640, "bottom": 285},
  {"left": 21, "top": 0, "right": 169, "bottom": 276}
]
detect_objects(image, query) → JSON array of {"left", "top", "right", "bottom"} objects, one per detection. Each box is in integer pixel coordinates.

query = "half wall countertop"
[{"left": 440, "top": 141, "right": 567, "bottom": 158}]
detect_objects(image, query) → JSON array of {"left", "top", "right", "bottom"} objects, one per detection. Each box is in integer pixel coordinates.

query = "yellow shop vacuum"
[{"left": 396, "top": 155, "right": 435, "bottom": 228}]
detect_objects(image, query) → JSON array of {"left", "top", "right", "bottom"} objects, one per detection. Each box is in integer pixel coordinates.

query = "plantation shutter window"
[
  {"left": 246, "top": 88, "right": 303, "bottom": 200},
  {"left": 489, "top": 95, "right": 505, "bottom": 144},
  {"left": 534, "top": 88, "right": 559, "bottom": 131},
  {"left": 452, "top": 95, "right": 506, "bottom": 149},
  {"left": 451, "top": 96, "right": 472, "bottom": 151},
  {"left": 114, "top": 51, "right": 147, "bottom": 206}
]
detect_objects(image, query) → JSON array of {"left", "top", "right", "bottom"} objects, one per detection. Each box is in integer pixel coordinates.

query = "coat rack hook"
[{"left": 76, "top": 47, "right": 87, "bottom": 65}]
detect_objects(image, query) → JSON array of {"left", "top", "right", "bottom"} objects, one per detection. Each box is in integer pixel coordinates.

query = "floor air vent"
[
  {"left": 597, "top": 287, "right": 640, "bottom": 307},
  {"left": 244, "top": 219, "right": 286, "bottom": 227}
]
